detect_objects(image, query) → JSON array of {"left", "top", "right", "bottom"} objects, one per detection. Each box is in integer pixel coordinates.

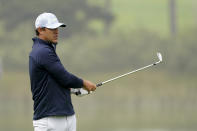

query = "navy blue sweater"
[{"left": 29, "top": 37, "right": 83, "bottom": 120}]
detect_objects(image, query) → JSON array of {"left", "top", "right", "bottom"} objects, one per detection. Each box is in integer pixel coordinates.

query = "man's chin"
[{"left": 52, "top": 40, "right": 58, "bottom": 44}]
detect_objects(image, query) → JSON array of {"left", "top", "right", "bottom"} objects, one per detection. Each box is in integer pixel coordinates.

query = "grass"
[
  {"left": 0, "top": 70, "right": 197, "bottom": 131},
  {"left": 107, "top": 0, "right": 197, "bottom": 36}
]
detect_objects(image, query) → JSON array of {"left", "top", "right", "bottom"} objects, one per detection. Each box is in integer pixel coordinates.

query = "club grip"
[{"left": 96, "top": 83, "right": 102, "bottom": 87}]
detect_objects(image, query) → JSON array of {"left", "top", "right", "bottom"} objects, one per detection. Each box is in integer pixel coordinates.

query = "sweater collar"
[{"left": 32, "top": 37, "right": 57, "bottom": 50}]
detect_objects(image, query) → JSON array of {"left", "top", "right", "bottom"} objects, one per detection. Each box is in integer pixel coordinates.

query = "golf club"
[
  {"left": 72, "top": 52, "right": 163, "bottom": 96},
  {"left": 96, "top": 52, "right": 162, "bottom": 87}
]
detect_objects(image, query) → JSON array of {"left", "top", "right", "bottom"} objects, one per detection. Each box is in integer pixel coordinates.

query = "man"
[{"left": 29, "top": 12, "right": 96, "bottom": 131}]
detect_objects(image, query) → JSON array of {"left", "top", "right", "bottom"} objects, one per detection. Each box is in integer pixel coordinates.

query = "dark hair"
[
  {"left": 35, "top": 28, "right": 45, "bottom": 36},
  {"left": 35, "top": 29, "right": 39, "bottom": 36}
]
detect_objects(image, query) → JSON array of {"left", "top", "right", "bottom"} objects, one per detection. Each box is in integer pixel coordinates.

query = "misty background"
[{"left": 0, "top": 0, "right": 197, "bottom": 131}]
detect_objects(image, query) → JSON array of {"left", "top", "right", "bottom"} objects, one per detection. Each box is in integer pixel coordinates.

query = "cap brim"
[
  {"left": 46, "top": 23, "right": 66, "bottom": 29},
  {"left": 60, "top": 24, "right": 66, "bottom": 27}
]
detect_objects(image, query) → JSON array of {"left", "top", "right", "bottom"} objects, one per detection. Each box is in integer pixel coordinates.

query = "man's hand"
[
  {"left": 70, "top": 88, "right": 89, "bottom": 96},
  {"left": 83, "top": 80, "right": 96, "bottom": 92},
  {"left": 70, "top": 80, "right": 96, "bottom": 97}
]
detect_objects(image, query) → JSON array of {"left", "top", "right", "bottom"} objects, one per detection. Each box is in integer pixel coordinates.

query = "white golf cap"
[{"left": 35, "top": 12, "right": 66, "bottom": 29}]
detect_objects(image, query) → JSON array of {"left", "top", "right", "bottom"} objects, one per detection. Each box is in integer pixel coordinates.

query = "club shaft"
[{"left": 96, "top": 61, "right": 161, "bottom": 87}]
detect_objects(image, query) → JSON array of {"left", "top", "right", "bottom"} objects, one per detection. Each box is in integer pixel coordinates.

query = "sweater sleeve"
[{"left": 38, "top": 47, "right": 83, "bottom": 89}]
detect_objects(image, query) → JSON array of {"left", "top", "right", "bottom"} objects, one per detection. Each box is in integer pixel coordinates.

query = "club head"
[{"left": 157, "top": 52, "right": 162, "bottom": 62}]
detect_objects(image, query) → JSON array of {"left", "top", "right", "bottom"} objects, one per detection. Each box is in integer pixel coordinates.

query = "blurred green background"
[{"left": 0, "top": 0, "right": 197, "bottom": 131}]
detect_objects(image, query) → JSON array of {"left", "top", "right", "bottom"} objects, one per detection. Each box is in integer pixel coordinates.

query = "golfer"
[{"left": 29, "top": 12, "right": 96, "bottom": 131}]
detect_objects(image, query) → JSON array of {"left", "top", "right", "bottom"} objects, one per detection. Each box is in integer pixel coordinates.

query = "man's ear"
[{"left": 37, "top": 27, "right": 45, "bottom": 35}]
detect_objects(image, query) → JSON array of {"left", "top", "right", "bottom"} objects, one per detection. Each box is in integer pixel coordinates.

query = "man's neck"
[
  {"left": 38, "top": 35, "right": 46, "bottom": 41},
  {"left": 37, "top": 36, "right": 58, "bottom": 46}
]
